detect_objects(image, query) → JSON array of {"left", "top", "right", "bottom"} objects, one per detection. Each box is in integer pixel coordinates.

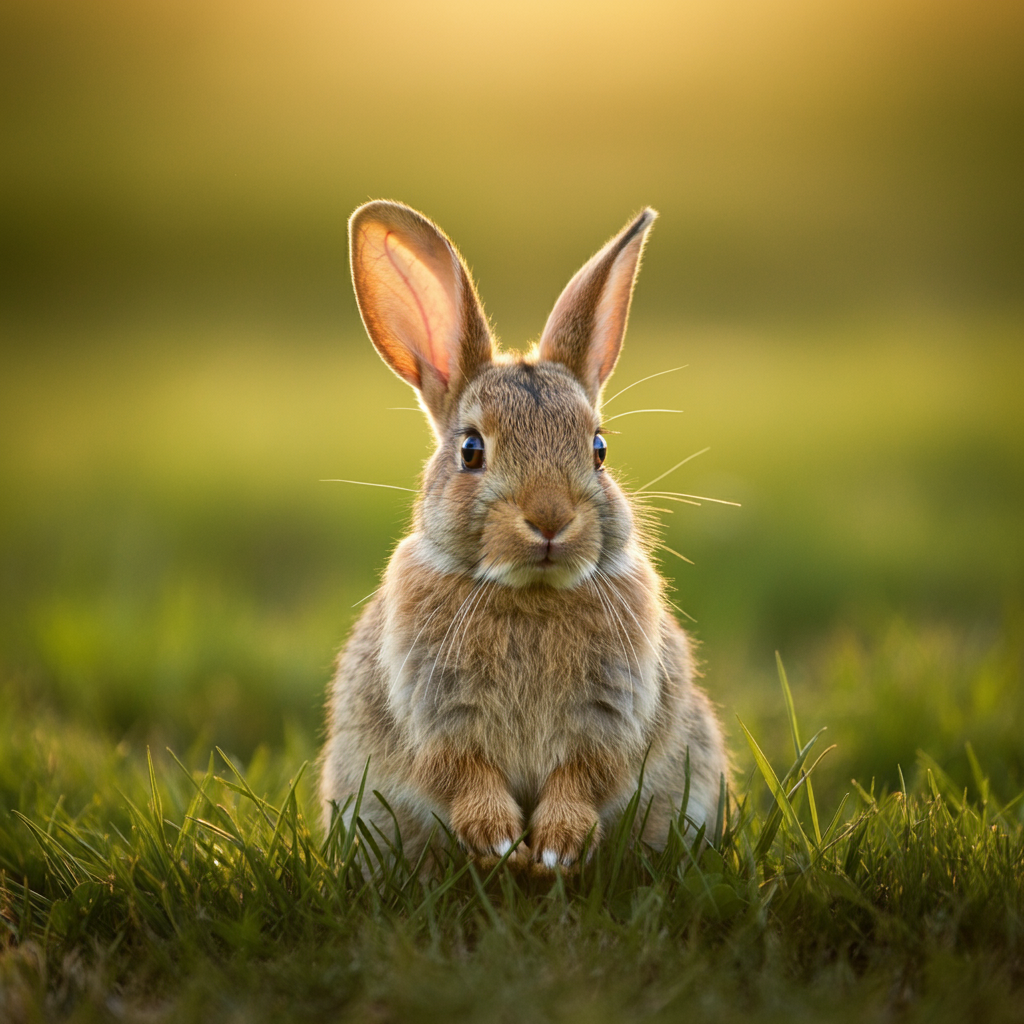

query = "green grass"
[
  {"left": 1, "top": 316, "right": 1021, "bottom": 1019},
  {"left": 2, "top": 1, "right": 1022, "bottom": 1014},
  {"left": 1, "top": 652, "right": 1021, "bottom": 1023}
]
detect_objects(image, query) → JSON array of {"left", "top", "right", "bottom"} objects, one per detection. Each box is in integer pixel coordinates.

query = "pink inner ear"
[
  {"left": 382, "top": 229, "right": 452, "bottom": 381},
  {"left": 590, "top": 251, "right": 635, "bottom": 383}
]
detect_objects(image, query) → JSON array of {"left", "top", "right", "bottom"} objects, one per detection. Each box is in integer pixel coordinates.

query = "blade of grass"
[
  {"left": 146, "top": 747, "right": 166, "bottom": 850},
  {"left": 820, "top": 793, "right": 851, "bottom": 848},
  {"left": 964, "top": 742, "right": 990, "bottom": 809},
  {"left": 265, "top": 762, "right": 309, "bottom": 862},
  {"left": 738, "top": 718, "right": 813, "bottom": 864},
  {"left": 215, "top": 748, "right": 277, "bottom": 828},
  {"left": 747, "top": 726, "right": 826, "bottom": 862},
  {"left": 337, "top": 759, "right": 371, "bottom": 887},
  {"left": 776, "top": 652, "right": 822, "bottom": 846},
  {"left": 11, "top": 814, "right": 92, "bottom": 893}
]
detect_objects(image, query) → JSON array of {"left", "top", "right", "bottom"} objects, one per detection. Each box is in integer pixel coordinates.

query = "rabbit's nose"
[
  {"left": 521, "top": 488, "right": 576, "bottom": 541},
  {"left": 524, "top": 509, "right": 575, "bottom": 541},
  {"left": 529, "top": 522, "right": 561, "bottom": 541}
]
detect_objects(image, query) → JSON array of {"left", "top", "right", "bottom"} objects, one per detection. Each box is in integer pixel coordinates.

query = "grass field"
[
  {"left": 1, "top": 313, "right": 1022, "bottom": 1021},
  {"left": 0, "top": 675, "right": 1022, "bottom": 1023},
  {"left": 2, "top": 0, "right": 1023, "bottom": 1018}
]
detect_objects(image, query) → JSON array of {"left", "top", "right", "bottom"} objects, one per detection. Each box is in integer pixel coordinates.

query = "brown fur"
[{"left": 320, "top": 201, "right": 728, "bottom": 871}]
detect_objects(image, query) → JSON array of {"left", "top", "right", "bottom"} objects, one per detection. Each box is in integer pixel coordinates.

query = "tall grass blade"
[
  {"left": 964, "top": 742, "right": 989, "bottom": 808},
  {"left": 776, "top": 653, "right": 821, "bottom": 846},
  {"left": 167, "top": 750, "right": 217, "bottom": 861},
  {"left": 146, "top": 747, "right": 165, "bottom": 846},
  {"left": 819, "top": 790, "right": 851, "bottom": 847},
  {"left": 215, "top": 747, "right": 277, "bottom": 828},
  {"left": 337, "top": 758, "right": 371, "bottom": 888},
  {"left": 739, "top": 718, "right": 813, "bottom": 863},
  {"left": 266, "top": 762, "right": 309, "bottom": 862},
  {"left": 713, "top": 772, "right": 727, "bottom": 849},
  {"left": 12, "top": 814, "right": 92, "bottom": 893}
]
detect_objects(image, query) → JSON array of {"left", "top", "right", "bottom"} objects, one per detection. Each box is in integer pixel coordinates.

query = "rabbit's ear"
[
  {"left": 349, "top": 201, "right": 493, "bottom": 431},
  {"left": 538, "top": 208, "right": 657, "bottom": 403}
]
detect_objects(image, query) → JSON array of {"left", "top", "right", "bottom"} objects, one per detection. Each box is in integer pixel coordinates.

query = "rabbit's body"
[{"left": 320, "top": 202, "right": 727, "bottom": 868}]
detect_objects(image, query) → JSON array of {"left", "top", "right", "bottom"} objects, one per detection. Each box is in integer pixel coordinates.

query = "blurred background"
[{"left": 1, "top": 0, "right": 1021, "bottom": 803}]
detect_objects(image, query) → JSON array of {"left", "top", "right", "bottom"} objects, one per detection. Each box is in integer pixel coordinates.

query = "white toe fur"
[
  {"left": 495, "top": 838, "right": 513, "bottom": 857},
  {"left": 541, "top": 849, "right": 559, "bottom": 870}
]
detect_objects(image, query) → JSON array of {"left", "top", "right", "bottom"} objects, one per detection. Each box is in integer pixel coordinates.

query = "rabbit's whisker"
[
  {"left": 352, "top": 586, "right": 381, "bottom": 608},
  {"left": 635, "top": 448, "right": 711, "bottom": 493},
  {"left": 658, "top": 544, "right": 695, "bottom": 566},
  {"left": 395, "top": 598, "right": 449, "bottom": 683},
  {"left": 433, "top": 583, "right": 484, "bottom": 674},
  {"left": 586, "top": 578, "right": 636, "bottom": 701},
  {"left": 425, "top": 582, "right": 486, "bottom": 708},
  {"left": 635, "top": 494, "right": 701, "bottom": 507},
  {"left": 602, "top": 408, "right": 682, "bottom": 424},
  {"left": 321, "top": 478, "right": 417, "bottom": 493},
  {"left": 595, "top": 575, "right": 646, "bottom": 710},
  {"left": 451, "top": 582, "right": 496, "bottom": 680},
  {"left": 644, "top": 490, "right": 741, "bottom": 507},
  {"left": 441, "top": 581, "right": 490, "bottom": 680},
  {"left": 593, "top": 569, "right": 644, "bottom": 687},
  {"left": 601, "top": 365, "right": 688, "bottom": 408},
  {"left": 596, "top": 568, "right": 673, "bottom": 691},
  {"left": 666, "top": 596, "right": 698, "bottom": 624}
]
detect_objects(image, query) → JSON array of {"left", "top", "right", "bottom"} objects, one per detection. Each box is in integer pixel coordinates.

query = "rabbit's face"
[
  {"left": 417, "top": 360, "right": 635, "bottom": 590},
  {"left": 347, "top": 199, "right": 657, "bottom": 590}
]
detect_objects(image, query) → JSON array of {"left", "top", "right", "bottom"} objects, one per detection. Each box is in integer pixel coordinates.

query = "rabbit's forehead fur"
[{"left": 458, "top": 360, "right": 599, "bottom": 457}]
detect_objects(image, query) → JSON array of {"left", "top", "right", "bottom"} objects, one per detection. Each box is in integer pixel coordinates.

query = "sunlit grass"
[
  {"left": 1, "top": 313, "right": 1021, "bottom": 1017},
  {"left": 1, "top": 656, "right": 1021, "bottom": 1023}
]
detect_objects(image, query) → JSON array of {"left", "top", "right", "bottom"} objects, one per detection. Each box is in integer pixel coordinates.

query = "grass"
[
  {"left": 2, "top": 2, "right": 1022, "bottom": 1014},
  {"left": 1, "top": 315, "right": 1021, "bottom": 1020},
  {"left": 1, "top": 653, "right": 1021, "bottom": 1023}
]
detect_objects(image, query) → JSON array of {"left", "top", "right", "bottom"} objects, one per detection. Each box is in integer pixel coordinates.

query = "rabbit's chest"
[{"left": 393, "top": 604, "right": 660, "bottom": 760}]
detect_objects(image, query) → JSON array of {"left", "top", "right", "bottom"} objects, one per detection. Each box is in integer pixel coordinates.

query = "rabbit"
[{"left": 319, "top": 200, "right": 728, "bottom": 871}]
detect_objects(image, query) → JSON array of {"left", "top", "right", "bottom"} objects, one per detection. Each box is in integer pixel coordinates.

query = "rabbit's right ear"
[
  {"left": 538, "top": 208, "right": 657, "bottom": 404},
  {"left": 349, "top": 201, "right": 493, "bottom": 433}
]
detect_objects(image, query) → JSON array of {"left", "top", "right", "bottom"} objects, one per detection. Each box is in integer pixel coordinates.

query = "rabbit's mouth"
[
  {"left": 476, "top": 546, "right": 599, "bottom": 590},
  {"left": 537, "top": 537, "right": 560, "bottom": 568}
]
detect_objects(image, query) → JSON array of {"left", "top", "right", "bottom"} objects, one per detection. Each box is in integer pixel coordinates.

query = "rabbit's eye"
[
  {"left": 593, "top": 434, "right": 607, "bottom": 469},
  {"left": 461, "top": 433, "right": 485, "bottom": 471}
]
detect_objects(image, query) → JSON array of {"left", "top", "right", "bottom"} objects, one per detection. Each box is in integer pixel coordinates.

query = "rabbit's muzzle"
[{"left": 476, "top": 489, "right": 602, "bottom": 591}]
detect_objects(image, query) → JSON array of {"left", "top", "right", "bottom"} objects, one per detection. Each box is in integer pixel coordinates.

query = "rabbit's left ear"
[
  {"left": 538, "top": 208, "right": 657, "bottom": 403},
  {"left": 349, "top": 200, "right": 493, "bottom": 433}
]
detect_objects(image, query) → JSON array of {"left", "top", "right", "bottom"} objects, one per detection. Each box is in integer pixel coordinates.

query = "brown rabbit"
[{"left": 319, "top": 200, "right": 728, "bottom": 870}]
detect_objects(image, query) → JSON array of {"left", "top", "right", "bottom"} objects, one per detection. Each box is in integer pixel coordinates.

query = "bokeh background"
[{"left": 1, "top": 0, "right": 1021, "bottom": 803}]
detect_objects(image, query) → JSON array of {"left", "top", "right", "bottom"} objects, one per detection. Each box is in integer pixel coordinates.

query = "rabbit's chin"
[{"left": 475, "top": 557, "right": 597, "bottom": 591}]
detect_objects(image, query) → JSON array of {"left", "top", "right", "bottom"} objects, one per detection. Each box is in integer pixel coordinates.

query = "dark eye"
[
  {"left": 461, "top": 433, "right": 485, "bottom": 470},
  {"left": 593, "top": 433, "right": 607, "bottom": 469}
]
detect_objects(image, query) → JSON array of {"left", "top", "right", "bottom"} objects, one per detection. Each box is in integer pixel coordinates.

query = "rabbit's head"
[{"left": 349, "top": 201, "right": 656, "bottom": 591}]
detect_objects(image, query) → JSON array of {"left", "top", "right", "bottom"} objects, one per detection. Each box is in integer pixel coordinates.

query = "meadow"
[
  {"left": 1, "top": 0, "right": 1023, "bottom": 1019},
  {"left": 1, "top": 315, "right": 1021, "bottom": 1022}
]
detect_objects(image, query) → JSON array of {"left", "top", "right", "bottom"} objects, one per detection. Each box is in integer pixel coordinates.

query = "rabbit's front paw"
[
  {"left": 449, "top": 787, "right": 524, "bottom": 860},
  {"left": 530, "top": 797, "right": 601, "bottom": 871}
]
